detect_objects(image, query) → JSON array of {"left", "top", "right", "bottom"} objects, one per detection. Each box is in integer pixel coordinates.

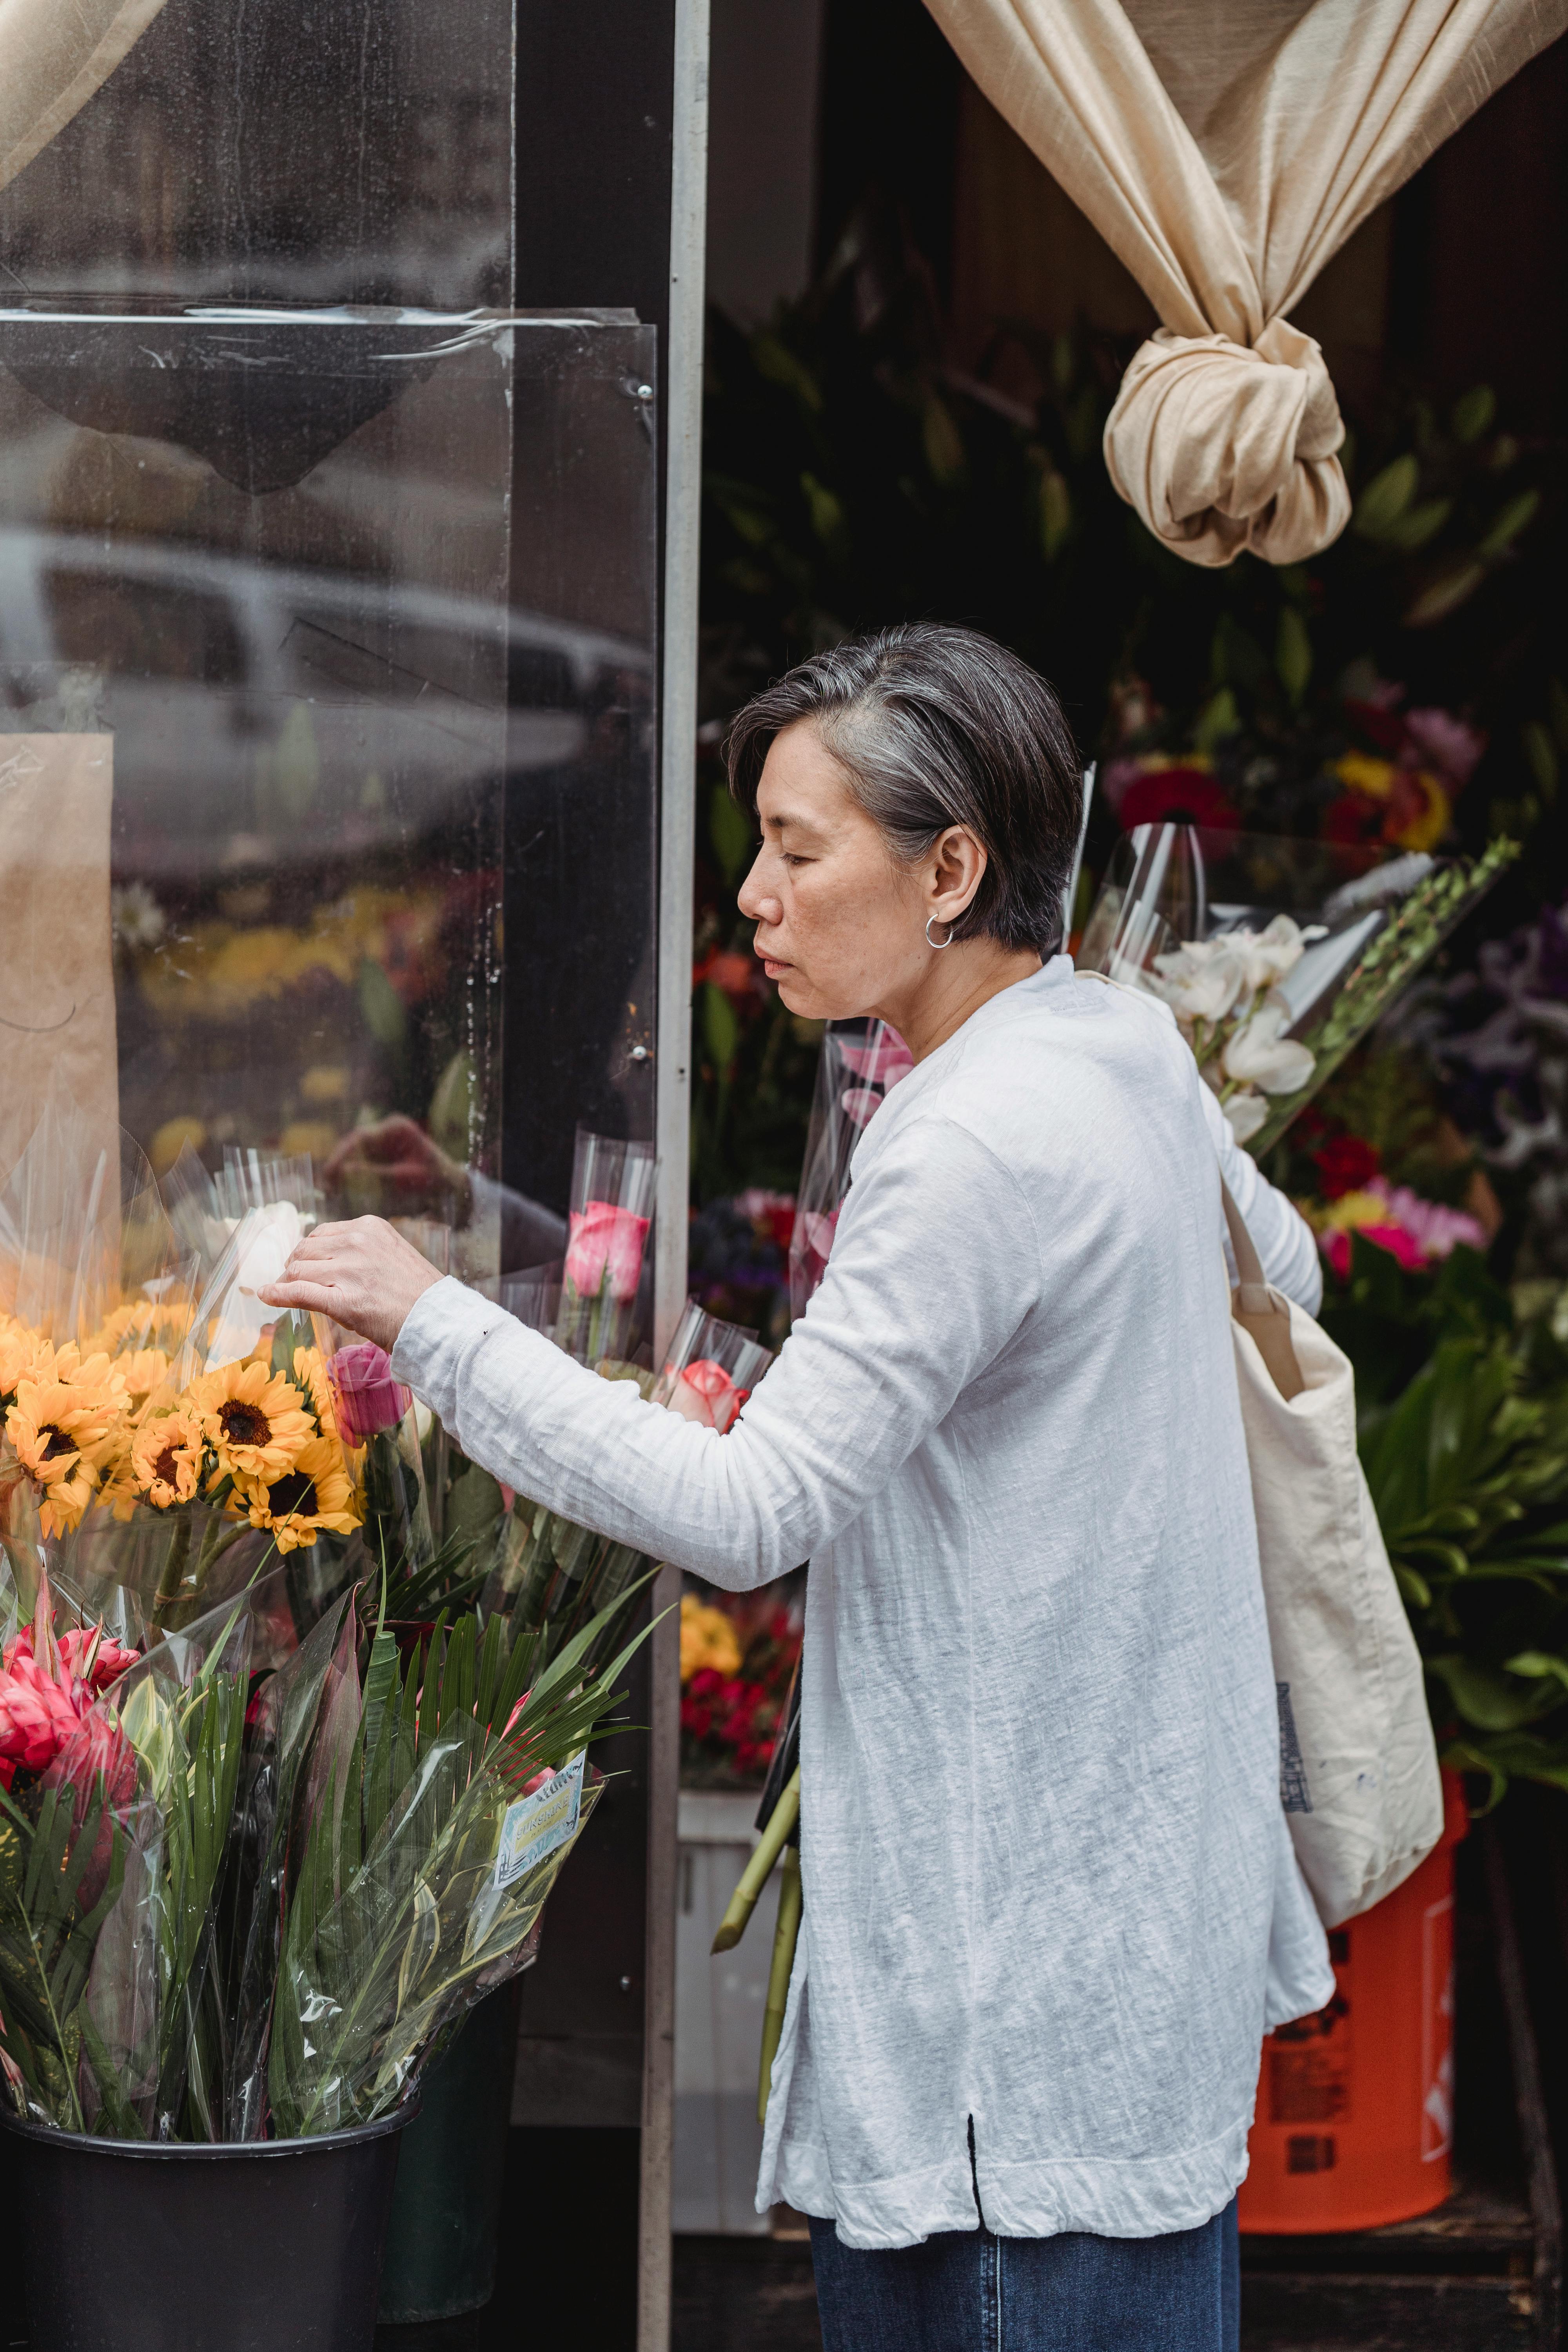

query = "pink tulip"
[
  {"left": 564, "top": 1203, "right": 650, "bottom": 1304},
  {"left": 330, "top": 1342, "right": 410, "bottom": 1441}
]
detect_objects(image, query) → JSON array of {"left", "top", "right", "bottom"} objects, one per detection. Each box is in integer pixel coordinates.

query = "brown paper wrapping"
[{"left": 0, "top": 734, "right": 118, "bottom": 1185}]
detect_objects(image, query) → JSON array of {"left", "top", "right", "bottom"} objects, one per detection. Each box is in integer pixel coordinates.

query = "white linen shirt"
[{"left": 392, "top": 957, "right": 1333, "bottom": 2250}]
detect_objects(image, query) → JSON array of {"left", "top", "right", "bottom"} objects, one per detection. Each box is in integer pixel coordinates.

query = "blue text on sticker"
[{"left": 494, "top": 1751, "right": 586, "bottom": 1890}]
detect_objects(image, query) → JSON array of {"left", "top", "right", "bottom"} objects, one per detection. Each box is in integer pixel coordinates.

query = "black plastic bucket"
[
  {"left": 0, "top": 2097, "right": 416, "bottom": 2352},
  {"left": 376, "top": 1980, "right": 521, "bottom": 2323}
]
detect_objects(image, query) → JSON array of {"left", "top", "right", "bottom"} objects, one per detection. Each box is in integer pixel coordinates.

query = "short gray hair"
[{"left": 723, "top": 624, "right": 1082, "bottom": 952}]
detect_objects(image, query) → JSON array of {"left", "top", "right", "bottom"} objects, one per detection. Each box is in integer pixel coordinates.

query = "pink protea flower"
[{"left": 564, "top": 1203, "right": 650, "bottom": 1303}]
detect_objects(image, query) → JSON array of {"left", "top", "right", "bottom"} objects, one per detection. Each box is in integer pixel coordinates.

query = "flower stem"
[{"left": 152, "top": 1514, "right": 194, "bottom": 1626}]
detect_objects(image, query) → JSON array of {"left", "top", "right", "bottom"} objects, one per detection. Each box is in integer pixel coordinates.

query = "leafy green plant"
[
  {"left": 1362, "top": 1325, "right": 1568, "bottom": 1806},
  {"left": 0, "top": 1774, "right": 134, "bottom": 2131},
  {"left": 267, "top": 1587, "right": 651, "bottom": 2136}
]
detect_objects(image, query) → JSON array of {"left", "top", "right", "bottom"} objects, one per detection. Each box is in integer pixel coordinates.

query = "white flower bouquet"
[{"left": 1077, "top": 824, "right": 1517, "bottom": 1154}]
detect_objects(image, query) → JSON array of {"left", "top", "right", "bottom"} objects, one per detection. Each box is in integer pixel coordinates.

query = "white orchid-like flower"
[
  {"left": 1222, "top": 999, "right": 1316, "bottom": 1097},
  {"left": 1221, "top": 1088, "right": 1269, "bottom": 1142},
  {"left": 1231, "top": 913, "right": 1306, "bottom": 994},
  {"left": 1149, "top": 936, "right": 1249, "bottom": 1024}
]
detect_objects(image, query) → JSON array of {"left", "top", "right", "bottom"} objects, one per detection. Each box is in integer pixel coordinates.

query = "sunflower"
[
  {"left": 80, "top": 1302, "right": 143, "bottom": 1357},
  {"left": 0, "top": 1321, "right": 47, "bottom": 1407},
  {"left": 194, "top": 1360, "right": 314, "bottom": 1483},
  {"left": 238, "top": 1434, "right": 359, "bottom": 1552},
  {"left": 292, "top": 1345, "right": 339, "bottom": 1440},
  {"left": 130, "top": 1406, "right": 207, "bottom": 1509},
  {"left": 119, "top": 1348, "right": 173, "bottom": 1412},
  {"left": 4, "top": 1374, "right": 122, "bottom": 1538}
]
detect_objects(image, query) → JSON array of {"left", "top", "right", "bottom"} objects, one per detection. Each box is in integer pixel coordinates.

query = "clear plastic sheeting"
[
  {"left": 0, "top": 305, "right": 659, "bottom": 1286},
  {"left": 0, "top": 0, "right": 512, "bottom": 309}
]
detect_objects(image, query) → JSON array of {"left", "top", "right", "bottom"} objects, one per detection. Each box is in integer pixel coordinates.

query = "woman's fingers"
[{"left": 256, "top": 1215, "right": 443, "bottom": 1352}]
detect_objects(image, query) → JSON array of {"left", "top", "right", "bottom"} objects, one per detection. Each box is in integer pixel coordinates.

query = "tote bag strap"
[{"left": 1220, "top": 1174, "right": 1306, "bottom": 1404}]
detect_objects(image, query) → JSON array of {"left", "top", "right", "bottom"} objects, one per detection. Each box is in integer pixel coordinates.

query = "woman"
[{"left": 263, "top": 625, "right": 1333, "bottom": 2351}]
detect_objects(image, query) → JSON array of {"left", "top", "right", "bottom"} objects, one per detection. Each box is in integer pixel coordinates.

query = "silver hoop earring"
[{"left": 925, "top": 914, "right": 955, "bottom": 950}]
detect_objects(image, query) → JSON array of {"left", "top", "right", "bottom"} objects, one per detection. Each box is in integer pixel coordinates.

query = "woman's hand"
[{"left": 256, "top": 1216, "right": 442, "bottom": 1353}]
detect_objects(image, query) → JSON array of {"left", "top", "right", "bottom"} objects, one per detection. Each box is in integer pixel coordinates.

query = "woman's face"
[{"left": 736, "top": 722, "right": 936, "bottom": 1022}]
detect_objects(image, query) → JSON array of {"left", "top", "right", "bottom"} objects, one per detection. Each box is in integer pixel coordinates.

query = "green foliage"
[
  {"left": 700, "top": 218, "right": 1562, "bottom": 867},
  {"left": 1361, "top": 1326, "right": 1568, "bottom": 1807},
  {"left": 267, "top": 1587, "right": 653, "bottom": 2136},
  {"left": 0, "top": 1777, "right": 130, "bottom": 2132}
]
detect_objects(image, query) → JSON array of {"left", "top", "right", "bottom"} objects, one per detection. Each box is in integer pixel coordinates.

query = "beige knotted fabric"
[
  {"left": 0, "top": 0, "right": 171, "bottom": 192},
  {"left": 923, "top": 0, "right": 1568, "bottom": 564}
]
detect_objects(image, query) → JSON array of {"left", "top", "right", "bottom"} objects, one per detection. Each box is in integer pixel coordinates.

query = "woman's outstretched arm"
[{"left": 262, "top": 1114, "right": 1038, "bottom": 1589}]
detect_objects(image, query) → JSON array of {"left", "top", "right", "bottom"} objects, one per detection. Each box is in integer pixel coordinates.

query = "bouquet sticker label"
[{"left": 494, "top": 1752, "right": 586, "bottom": 1890}]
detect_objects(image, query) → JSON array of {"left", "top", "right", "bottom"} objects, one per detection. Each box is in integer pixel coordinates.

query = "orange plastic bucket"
[{"left": 1238, "top": 1775, "right": 1468, "bottom": 2234}]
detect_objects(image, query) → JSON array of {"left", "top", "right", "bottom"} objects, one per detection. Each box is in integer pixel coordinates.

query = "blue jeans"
[{"left": 810, "top": 2200, "right": 1240, "bottom": 2352}]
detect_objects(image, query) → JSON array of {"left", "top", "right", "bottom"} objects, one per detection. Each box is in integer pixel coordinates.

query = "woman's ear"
[{"left": 930, "top": 826, "right": 987, "bottom": 922}]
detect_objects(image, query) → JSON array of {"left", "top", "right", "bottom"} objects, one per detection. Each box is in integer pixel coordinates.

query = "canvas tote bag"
[{"left": 1222, "top": 1178, "right": 1443, "bottom": 1926}]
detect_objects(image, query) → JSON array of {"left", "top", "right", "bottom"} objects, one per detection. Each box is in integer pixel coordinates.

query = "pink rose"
[
  {"left": 565, "top": 1203, "right": 650, "bottom": 1304},
  {"left": 330, "top": 1342, "right": 410, "bottom": 1441},
  {"left": 666, "top": 1357, "right": 749, "bottom": 1435}
]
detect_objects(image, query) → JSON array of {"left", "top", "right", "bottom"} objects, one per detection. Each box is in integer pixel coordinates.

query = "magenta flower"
[
  {"left": 1366, "top": 1179, "right": 1488, "bottom": 1262},
  {"left": 330, "top": 1342, "right": 410, "bottom": 1441},
  {"left": 1321, "top": 1222, "right": 1428, "bottom": 1281},
  {"left": 1404, "top": 708, "right": 1486, "bottom": 789},
  {"left": 565, "top": 1203, "right": 650, "bottom": 1303}
]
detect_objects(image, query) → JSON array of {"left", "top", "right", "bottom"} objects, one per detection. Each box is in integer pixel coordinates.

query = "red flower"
[
  {"left": 1312, "top": 1134, "right": 1382, "bottom": 1200},
  {"left": 693, "top": 947, "right": 760, "bottom": 1003},
  {"left": 1323, "top": 794, "right": 1381, "bottom": 845},
  {"left": 1119, "top": 770, "right": 1240, "bottom": 834}
]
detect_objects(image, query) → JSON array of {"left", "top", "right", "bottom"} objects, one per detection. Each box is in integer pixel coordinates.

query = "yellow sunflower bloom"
[
  {"left": 119, "top": 1347, "right": 173, "bottom": 1406},
  {"left": 292, "top": 1345, "right": 339, "bottom": 1440},
  {"left": 239, "top": 1434, "right": 359, "bottom": 1552},
  {"left": 80, "top": 1302, "right": 143, "bottom": 1357},
  {"left": 130, "top": 1405, "right": 207, "bottom": 1509},
  {"left": 0, "top": 1321, "right": 47, "bottom": 1406},
  {"left": 195, "top": 1360, "right": 314, "bottom": 1483},
  {"left": 4, "top": 1374, "right": 123, "bottom": 1538}
]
